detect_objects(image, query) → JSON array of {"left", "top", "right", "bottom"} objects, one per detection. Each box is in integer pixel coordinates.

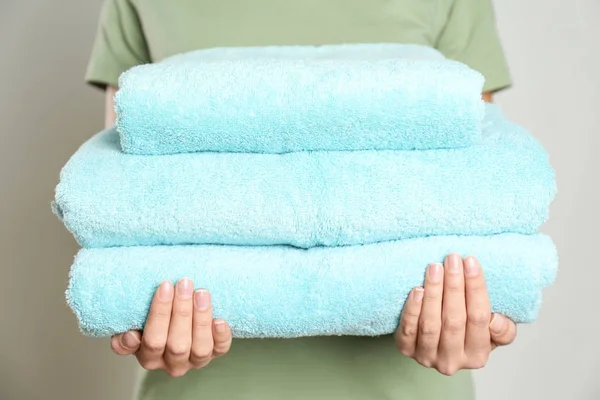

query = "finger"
[
  {"left": 164, "top": 278, "right": 195, "bottom": 371},
  {"left": 212, "top": 319, "right": 233, "bottom": 358},
  {"left": 110, "top": 331, "right": 141, "bottom": 356},
  {"left": 415, "top": 263, "right": 444, "bottom": 366},
  {"left": 464, "top": 256, "right": 492, "bottom": 360},
  {"left": 189, "top": 289, "right": 215, "bottom": 367},
  {"left": 137, "top": 281, "right": 174, "bottom": 370},
  {"left": 395, "top": 287, "right": 424, "bottom": 357},
  {"left": 490, "top": 314, "right": 517, "bottom": 347},
  {"left": 438, "top": 254, "right": 467, "bottom": 368}
]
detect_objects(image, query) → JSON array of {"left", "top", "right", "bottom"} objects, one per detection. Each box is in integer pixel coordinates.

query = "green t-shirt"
[
  {"left": 86, "top": 1, "right": 511, "bottom": 399},
  {"left": 86, "top": 0, "right": 511, "bottom": 93}
]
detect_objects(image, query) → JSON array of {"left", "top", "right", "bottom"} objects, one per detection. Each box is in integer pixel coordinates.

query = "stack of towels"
[{"left": 53, "top": 43, "right": 558, "bottom": 339}]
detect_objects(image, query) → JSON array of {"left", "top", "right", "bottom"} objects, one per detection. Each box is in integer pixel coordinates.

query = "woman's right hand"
[{"left": 110, "top": 279, "right": 232, "bottom": 377}]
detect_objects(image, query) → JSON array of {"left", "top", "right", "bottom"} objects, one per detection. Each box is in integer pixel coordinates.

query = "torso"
[
  {"left": 127, "top": 1, "right": 473, "bottom": 398},
  {"left": 131, "top": 0, "right": 453, "bottom": 62},
  {"left": 137, "top": 336, "right": 473, "bottom": 400}
]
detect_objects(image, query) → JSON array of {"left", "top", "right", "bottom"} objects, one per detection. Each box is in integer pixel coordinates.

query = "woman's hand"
[
  {"left": 109, "top": 279, "right": 232, "bottom": 377},
  {"left": 395, "top": 254, "right": 517, "bottom": 376}
]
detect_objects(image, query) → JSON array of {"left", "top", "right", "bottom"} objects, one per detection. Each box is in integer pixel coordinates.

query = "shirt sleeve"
[
  {"left": 435, "top": 0, "right": 511, "bottom": 93},
  {"left": 85, "top": 0, "right": 150, "bottom": 90}
]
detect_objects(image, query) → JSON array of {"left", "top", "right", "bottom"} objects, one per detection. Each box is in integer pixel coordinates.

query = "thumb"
[
  {"left": 110, "top": 331, "right": 142, "bottom": 355},
  {"left": 489, "top": 314, "right": 517, "bottom": 347}
]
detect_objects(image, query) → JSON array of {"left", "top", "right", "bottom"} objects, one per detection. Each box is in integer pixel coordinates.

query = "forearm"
[{"left": 105, "top": 86, "right": 118, "bottom": 129}]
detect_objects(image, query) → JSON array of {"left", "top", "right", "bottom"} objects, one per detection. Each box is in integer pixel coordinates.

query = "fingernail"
[
  {"left": 428, "top": 263, "right": 443, "bottom": 283},
  {"left": 446, "top": 254, "right": 462, "bottom": 274},
  {"left": 194, "top": 289, "right": 210, "bottom": 311},
  {"left": 490, "top": 314, "right": 506, "bottom": 334},
  {"left": 177, "top": 278, "right": 193, "bottom": 299},
  {"left": 464, "top": 257, "right": 480, "bottom": 277},
  {"left": 214, "top": 319, "right": 227, "bottom": 333},
  {"left": 121, "top": 331, "right": 140, "bottom": 349},
  {"left": 158, "top": 281, "right": 174, "bottom": 302},
  {"left": 413, "top": 287, "right": 424, "bottom": 302}
]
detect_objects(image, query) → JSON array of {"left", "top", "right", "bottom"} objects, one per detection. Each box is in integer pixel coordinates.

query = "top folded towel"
[{"left": 114, "top": 43, "right": 486, "bottom": 155}]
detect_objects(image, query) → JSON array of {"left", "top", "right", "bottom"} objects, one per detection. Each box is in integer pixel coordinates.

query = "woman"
[{"left": 86, "top": 0, "right": 517, "bottom": 398}]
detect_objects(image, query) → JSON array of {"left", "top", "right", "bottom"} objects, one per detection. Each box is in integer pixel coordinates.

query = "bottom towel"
[{"left": 67, "top": 233, "right": 558, "bottom": 338}]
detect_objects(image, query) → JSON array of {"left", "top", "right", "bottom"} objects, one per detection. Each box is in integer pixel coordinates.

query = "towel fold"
[
  {"left": 114, "top": 43, "right": 485, "bottom": 155},
  {"left": 53, "top": 104, "right": 556, "bottom": 249},
  {"left": 66, "top": 233, "right": 558, "bottom": 338}
]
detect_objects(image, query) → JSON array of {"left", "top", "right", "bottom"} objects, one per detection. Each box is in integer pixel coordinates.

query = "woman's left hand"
[{"left": 395, "top": 254, "right": 517, "bottom": 376}]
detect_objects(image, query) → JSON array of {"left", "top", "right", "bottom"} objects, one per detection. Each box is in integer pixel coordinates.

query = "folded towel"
[
  {"left": 161, "top": 43, "right": 448, "bottom": 63},
  {"left": 161, "top": 43, "right": 446, "bottom": 64},
  {"left": 114, "top": 43, "right": 485, "bottom": 155},
  {"left": 66, "top": 233, "right": 558, "bottom": 338},
  {"left": 53, "top": 104, "right": 556, "bottom": 249}
]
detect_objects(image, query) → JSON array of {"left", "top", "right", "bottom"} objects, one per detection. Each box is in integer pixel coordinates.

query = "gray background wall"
[{"left": 1, "top": 1, "right": 598, "bottom": 399}]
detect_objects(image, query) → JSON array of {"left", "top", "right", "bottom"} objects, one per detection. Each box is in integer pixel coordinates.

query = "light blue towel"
[
  {"left": 114, "top": 43, "right": 485, "bottom": 155},
  {"left": 53, "top": 104, "right": 556, "bottom": 249},
  {"left": 66, "top": 233, "right": 558, "bottom": 338}
]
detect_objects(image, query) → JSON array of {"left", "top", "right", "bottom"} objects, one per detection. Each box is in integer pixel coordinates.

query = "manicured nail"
[
  {"left": 490, "top": 314, "right": 506, "bottom": 334},
  {"left": 428, "top": 263, "right": 443, "bottom": 283},
  {"left": 194, "top": 289, "right": 210, "bottom": 311},
  {"left": 214, "top": 319, "right": 227, "bottom": 333},
  {"left": 177, "top": 278, "right": 193, "bottom": 299},
  {"left": 158, "top": 281, "right": 174, "bottom": 302},
  {"left": 464, "top": 257, "right": 480, "bottom": 277},
  {"left": 447, "top": 254, "right": 462, "bottom": 274},
  {"left": 413, "top": 287, "right": 424, "bottom": 302},
  {"left": 121, "top": 331, "right": 140, "bottom": 349}
]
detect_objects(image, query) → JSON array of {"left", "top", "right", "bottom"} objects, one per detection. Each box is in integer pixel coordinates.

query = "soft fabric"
[
  {"left": 84, "top": 2, "right": 512, "bottom": 398},
  {"left": 53, "top": 104, "right": 556, "bottom": 249},
  {"left": 114, "top": 43, "right": 485, "bottom": 154},
  {"left": 66, "top": 233, "right": 558, "bottom": 338},
  {"left": 85, "top": 0, "right": 511, "bottom": 97},
  {"left": 161, "top": 43, "right": 447, "bottom": 62}
]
